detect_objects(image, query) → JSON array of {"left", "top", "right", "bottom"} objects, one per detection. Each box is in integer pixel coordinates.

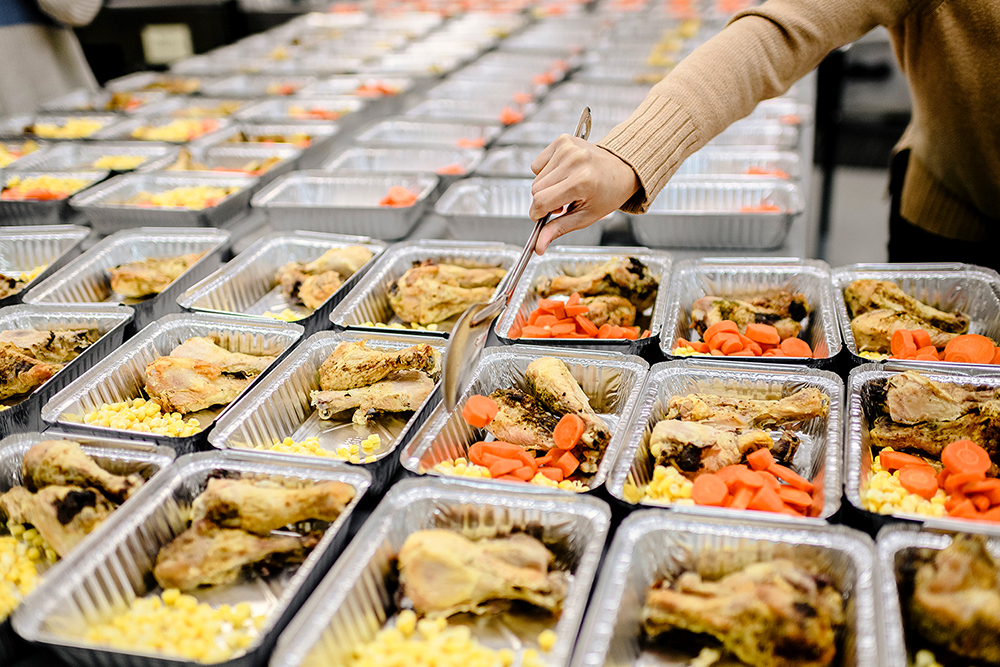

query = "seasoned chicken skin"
[
  {"left": 23, "top": 440, "right": 142, "bottom": 504},
  {"left": 643, "top": 560, "right": 845, "bottom": 667},
  {"left": 844, "top": 279, "right": 969, "bottom": 333},
  {"left": 0, "top": 273, "right": 27, "bottom": 300},
  {"left": 191, "top": 478, "right": 354, "bottom": 535},
  {"left": 0, "top": 328, "right": 97, "bottom": 363},
  {"left": 910, "top": 534, "right": 1000, "bottom": 664},
  {"left": 536, "top": 257, "right": 658, "bottom": 311},
  {"left": 277, "top": 245, "right": 373, "bottom": 310},
  {"left": 850, "top": 309, "right": 959, "bottom": 353},
  {"left": 0, "top": 484, "right": 115, "bottom": 557},
  {"left": 388, "top": 260, "right": 507, "bottom": 325},
  {"left": 650, "top": 420, "right": 777, "bottom": 476},
  {"left": 169, "top": 336, "right": 275, "bottom": 376},
  {"left": 108, "top": 251, "right": 206, "bottom": 298},
  {"left": 0, "top": 342, "right": 60, "bottom": 400},
  {"left": 311, "top": 369, "right": 434, "bottom": 424},
  {"left": 318, "top": 340, "right": 440, "bottom": 391},
  {"left": 145, "top": 356, "right": 253, "bottom": 415},
  {"left": 398, "top": 529, "right": 568, "bottom": 617},
  {"left": 579, "top": 295, "right": 635, "bottom": 327},
  {"left": 486, "top": 388, "right": 559, "bottom": 452},
  {"left": 691, "top": 290, "right": 810, "bottom": 342},
  {"left": 665, "top": 389, "right": 830, "bottom": 430}
]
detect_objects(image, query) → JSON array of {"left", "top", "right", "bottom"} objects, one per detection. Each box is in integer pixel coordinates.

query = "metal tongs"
[{"left": 442, "top": 106, "right": 593, "bottom": 411}]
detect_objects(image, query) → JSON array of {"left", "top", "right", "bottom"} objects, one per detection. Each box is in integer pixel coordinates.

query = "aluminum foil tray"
[
  {"left": 495, "top": 246, "right": 672, "bottom": 354},
  {"left": 105, "top": 72, "right": 208, "bottom": 95},
  {"left": 209, "top": 330, "right": 446, "bottom": 495},
  {"left": 69, "top": 172, "right": 257, "bottom": 233},
  {"left": 547, "top": 82, "right": 650, "bottom": 107},
  {"left": 210, "top": 122, "right": 340, "bottom": 168},
  {"left": 0, "top": 224, "right": 90, "bottom": 307},
  {"left": 251, "top": 170, "right": 438, "bottom": 240},
  {"left": 39, "top": 89, "right": 170, "bottom": 115},
  {"left": 299, "top": 76, "right": 414, "bottom": 98},
  {"left": 707, "top": 119, "right": 800, "bottom": 149},
  {"left": 662, "top": 258, "right": 842, "bottom": 367},
  {"left": 0, "top": 114, "right": 123, "bottom": 142},
  {"left": 0, "top": 140, "right": 49, "bottom": 170},
  {"left": 608, "top": 359, "right": 843, "bottom": 522},
  {"left": 92, "top": 116, "right": 232, "bottom": 144},
  {"left": 831, "top": 263, "right": 1000, "bottom": 368},
  {"left": 434, "top": 177, "right": 606, "bottom": 246},
  {"left": 24, "top": 227, "right": 229, "bottom": 331},
  {"left": 323, "top": 146, "right": 484, "bottom": 178},
  {"left": 475, "top": 145, "right": 540, "bottom": 177},
  {"left": 0, "top": 170, "right": 108, "bottom": 225},
  {"left": 674, "top": 147, "right": 802, "bottom": 179},
  {"left": 571, "top": 512, "right": 880, "bottom": 667},
  {"left": 42, "top": 312, "right": 303, "bottom": 452},
  {"left": 13, "top": 449, "right": 371, "bottom": 667},
  {"left": 0, "top": 303, "right": 133, "bottom": 434},
  {"left": 363, "top": 53, "right": 462, "bottom": 77},
  {"left": 9, "top": 142, "right": 179, "bottom": 173},
  {"left": 269, "top": 477, "right": 611, "bottom": 667},
  {"left": 496, "top": 121, "right": 591, "bottom": 147},
  {"left": 200, "top": 75, "right": 318, "bottom": 98},
  {"left": 405, "top": 97, "right": 537, "bottom": 124},
  {"left": 329, "top": 239, "right": 519, "bottom": 337},
  {"left": 355, "top": 119, "right": 502, "bottom": 148},
  {"left": 234, "top": 97, "right": 365, "bottom": 123},
  {"left": 575, "top": 63, "right": 672, "bottom": 86},
  {"left": 401, "top": 345, "right": 648, "bottom": 494},
  {"left": 0, "top": 430, "right": 175, "bottom": 663},
  {"left": 144, "top": 144, "right": 302, "bottom": 190},
  {"left": 148, "top": 96, "right": 256, "bottom": 118},
  {"left": 423, "top": 79, "right": 544, "bottom": 103},
  {"left": 257, "top": 55, "right": 369, "bottom": 77},
  {"left": 630, "top": 178, "right": 803, "bottom": 249},
  {"left": 532, "top": 99, "right": 632, "bottom": 129},
  {"left": 179, "top": 231, "right": 386, "bottom": 337}
]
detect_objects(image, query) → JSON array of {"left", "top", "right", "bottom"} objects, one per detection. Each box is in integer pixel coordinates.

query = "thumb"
[{"left": 535, "top": 208, "right": 595, "bottom": 254}]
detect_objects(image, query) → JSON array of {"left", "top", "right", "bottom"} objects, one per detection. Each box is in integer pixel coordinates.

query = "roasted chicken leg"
[
  {"left": 0, "top": 484, "right": 115, "bottom": 557},
  {"left": 691, "top": 290, "right": 810, "bottom": 342},
  {"left": 169, "top": 336, "right": 276, "bottom": 376},
  {"left": 311, "top": 369, "right": 434, "bottom": 424},
  {"left": 318, "top": 340, "right": 440, "bottom": 391},
  {"left": 108, "top": 252, "right": 206, "bottom": 298},
  {"left": 0, "top": 328, "right": 97, "bottom": 363},
  {"left": 650, "top": 420, "right": 776, "bottom": 475},
  {"left": 850, "top": 309, "right": 959, "bottom": 353},
  {"left": 145, "top": 356, "right": 252, "bottom": 414},
  {"left": 277, "top": 245, "right": 372, "bottom": 310},
  {"left": 665, "top": 389, "right": 830, "bottom": 430},
  {"left": 579, "top": 295, "right": 635, "bottom": 327},
  {"left": 536, "top": 257, "right": 658, "bottom": 311},
  {"left": 22, "top": 439, "right": 142, "bottom": 503},
  {"left": 0, "top": 341, "right": 59, "bottom": 399},
  {"left": 485, "top": 388, "right": 559, "bottom": 452},
  {"left": 387, "top": 260, "right": 507, "bottom": 324},
  {"left": 844, "top": 279, "right": 969, "bottom": 333}
]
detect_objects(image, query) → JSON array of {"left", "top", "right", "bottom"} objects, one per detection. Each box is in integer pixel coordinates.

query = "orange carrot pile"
[
  {"left": 456, "top": 137, "right": 485, "bottom": 148},
  {"left": 674, "top": 320, "right": 816, "bottom": 358},
  {"left": 435, "top": 163, "right": 465, "bottom": 175},
  {"left": 889, "top": 330, "right": 1000, "bottom": 364},
  {"left": 355, "top": 82, "right": 400, "bottom": 97},
  {"left": 498, "top": 107, "right": 525, "bottom": 125},
  {"left": 378, "top": 186, "right": 419, "bottom": 207},
  {"left": 740, "top": 203, "right": 783, "bottom": 213},
  {"left": 745, "top": 166, "right": 790, "bottom": 179},
  {"left": 514, "top": 292, "right": 651, "bottom": 340},
  {"left": 686, "top": 448, "right": 820, "bottom": 517}
]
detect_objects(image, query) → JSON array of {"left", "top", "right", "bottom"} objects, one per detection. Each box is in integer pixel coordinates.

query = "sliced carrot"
[
  {"left": 910, "top": 329, "right": 933, "bottom": 349},
  {"left": 745, "top": 323, "right": 780, "bottom": 346},
  {"left": 481, "top": 441, "right": 526, "bottom": 459},
  {"left": 728, "top": 486, "right": 755, "bottom": 510},
  {"left": 944, "top": 334, "right": 997, "bottom": 365},
  {"left": 521, "top": 325, "right": 552, "bottom": 338},
  {"left": 945, "top": 493, "right": 967, "bottom": 512},
  {"left": 552, "top": 450, "right": 579, "bottom": 477},
  {"left": 778, "top": 486, "right": 813, "bottom": 510},
  {"left": 468, "top": 442, "right": 487, "bottom": 466},
  {"left": 779, "top": 337, "right": 813, "bottom": 358},
  {"left": 640, "top": 330, "right": 651, "bottom": 339},
  {"left": 879, "top": 450, "right": 931, "bottom": 471},
  {"left": 720, "top": 336, "right": 743, "bottom": 356},
  {"left": 703, "top": 320, "right": 739, "bottom": 344},
  {"left": 565, "top": 304, "right": 589, "bottom": 317},
  {"left": 715, "top": 464, "right": 746, "bottom": 487},
  {"left": 576, "top": 316, "right": 599, "bottom": 337},
  {"left": 891, "top": 329, "right": 915, "bottom": 357},
  {"left": 566, "top": 292, "right": 581, "bottom": 307},
  {"left": 494, "top": 474, "right": 524, "bottom": 482},
  {"left": 993, "top": 347, "right": 1000, "bottom": 365},
  {"left": 734, "top": 468, "right": 765, "bottom": 490},
  {"left": 760, "top": 470, "right": 781, "bottom": 493},
  {"left": 768, "top": 463, "right": 814, "bottom": 492},
  {"left": 710, "top": 349, "right": 724, "bottom": 356},
  {"left": 534, "top": 450, "right": 556, "bottom": 467},
  {"left": 537, "top": 466, "right": 564, "bottom": 482},
  {"left": 538, "top": 298, "right": 561, "bottom": 313},
  {"left": 982, "top": 506, "right": 1000, "bottom": 522},
  {"left": 971, "top": 494, "right": 992, "bottom": 512},
  {"left": 745, "top": 341, "right": 763, "bottom": 356},
  {"left": 622, "top": 327, "right": 639, "bottom": 341},
  {"left": 945, "top": 471, "right": 986, "bottom": 496},
  {"left": 691, "top": 474, "right": 729, "bottom": 506},
  {"left": 512, "top": 465, "right": 535, "bottom": 481},
  {"left": 462, "top": 395, "right": 499, "bottom": 428},
  {"left": 489, "top": 458, "right": 522, "bottom": 478},
  {"left": 899, "top": 466, "right": 940, "bottom": 500},
  {"left": 480, "top": 452, "right": 503, "bottom": 468},
  {"left": 916, "top": 345, "right": 937, "bottom": 357},
  {"left": 762, "top": 349, "right": 787, "bottom": 357},
  {"left": 938, "top": 468, "right": 950, "bottom": 488},
  {"left": 528, "top": 310, "right": 542, "bottom": 326},
  {"left": 747, "top": 448, "right": 775, "bottom": 471},
  {"left": 688, "top": 340, "right": 709, "bottom": 353},
  {"left": 948, "top": 497, "right": 980, "bottom": 519},
  {"left": 962, "top": 478, "right": 1000, "bottom": 497},
  {"left": 731, "top": 349, "right": 758, "bottom": 357},
  {"left": 597, "top": 324, "right": 614, "bottom": 339},
  {"left": 942, "top": 439, "right": 992, "bottom": 475},
  {"left": 534, "top": 314, "right": 558, "bottom": 328},
  {"left": 748, "top": 486, "right": 784, "bottom": 513},
  {"left": 551, "top": 304, "right": 567, "bottom": 321},
  {"left": 915, "top": 354, "right": 939, "bottom": 362},
  {"left": 553, "top": 414, "right": 585, "bottom": 450},
  {"left": 550, "top": 322, "right": 577, "bottom": 336}
]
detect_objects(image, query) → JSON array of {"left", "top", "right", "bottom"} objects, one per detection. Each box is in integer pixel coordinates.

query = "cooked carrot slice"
[
  {"left": 727, "top": 486, "right": 755, "bottom": 510},
  {"left": 511, "top": 465, "right": 535, "bottom": 481},
  {"left": 768, "top": 463, "right": 814, "bottom": 492},
  {"left": 948, "top": 497, "right": 980, "bottom": 519},
  {"left": 745, "top": 323, "right": 780, "bottom": 346},
  {"left": 733, "top": 468, "right": 764, "bottom": 490},
  {"left": 566, "top": 292, "right": 581, "bottom": 307},
  {"left": 945, "top": 493, "right": 967, "bottom": 512},
  {"left": 942, "top": 439, "right": 992, "bottom": 475},
  {"left": 574, "top": 316, "right": 599, "bottom": 337},
  {"left": 899, "top": 466, "right": 940, "bottom": 500},
  {"left": 748, "top": 486, "right": 785, "bottom": 513},
  {"left": 944, "top": 471, "right": 986, "bottom": 496},
  {"left": 962, "top": 478, "right": 1000, "bottom": 496},
  {"left": 703, "top": 321, "right": 739, "bottom": 344},
  {"left": 489, "top": 458, "right": 521, "bottom": 478},
  {"left": 520, "top": 325, "right": 552, "bottom": 338},
  {"left": 538, "top": 298, "right": 561, "bottom": 313},
  {"left": 550, "top": 322, "right": 577, "bottom": 336},
  {"left": 971, "top": 494, "right": 992, "bottom": 512},
  {"left": 537, "top": 466, "right": 564, "bottom": 482},
  {"left": 494, "top": 474, "right": 526, "bottom": 483},
  {"left": 688, "top": 340, "right": 709, "bottom": 353},
  {"left": 553, "top": 414, "right": 585, "bottom": 450},
  {"left": 891, "top": 329, "right": 915, "bottom": 357},
  {"left": 944, "top": 334, "right": 997, "bottom": 365},
  {"left": 720, "top": 336, "right": 743, "bottom": 355},
  {"left": 879, "top": 450, "right": 931, "bottom": 471},
  {"left": 779, "top": 337, "right": 813, "bottom": 358},
  {"left": 691, "top": 474, "right": 728, "bottom": 506},
  {"left": 777, "top": 486, "right": 813, "bottom": 509},
  {"left": 910, "top": 329, "right": 932, "bottom": 349},
  {"left": 747, "top": 448, "right": 774, "bottom": 471},
  {"left": 468, "top": 441, "right": 487, "bottom": 466},
  {"left": 552, "top": 450, "right": 579, "bottom": 477}
]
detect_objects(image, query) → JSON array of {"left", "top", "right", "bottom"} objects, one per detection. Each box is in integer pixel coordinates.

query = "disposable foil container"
[
  {"left": 476, "top": 145, "right": 544, "bottom": 177},
  {"left": 200, "top": 74, "right": 318, "bottom": 98},
  {"left": 269, "top": 477, "right": 611, "bottom": 667},
  {"left": 831, "top": 263, "right": 1000, "bottom": 368},
  {"left": 630, "top": 178, "right": 803, "bottom": 249},
  {"left": 400, "top": 345, "right": 649, "bottom": 494},
  {"left": 233, "top": 97, "right": 366, "bottom": 124},
  {"left": 41, "top": 312, "right": 302, "bottom": 452},
  {"left": 404, "top": 97, "right": 538, "bottom": 124},
  {"left": 205, "top": 123, "right": 340, "bottom": 168},
  {"left": 251, "top": 170, "right": 438, "bottom": 240},
  {"left": 0, "top": 170, "right": 108, "bottom": 225},
  {"left": 329, "top": 239, "right": 518, "bottom": 338},
  {"left": 355, "top": 119, "right": 502, "bottom": 148},
  {"left": 299, "top": 76, "right": 415, "bottom": 98},
  {"left": 0, "top": 224, "right": 90, "bottom": 307},
  {"left": 0, "top": 114, "right": 123, "bottom": 142},
  {"left": 8, "top": 142, "right": 179, "bottom": 173},
  {"left": 24, "top": 226, "right": 230, "bottom": 332},
  {"left": 139, "top": 144, "right": 302, "bottom": 192},
  {"left": 105, "top": 72, "right": 209, "bottom": 95},
  {"left": 0, "top": 140, "right": 50, "bottom": 171},
  {"left": 322, "top": 146, "right": 484, "bottom": 181},
  {"left": 495, "top": 121, "right": 583, "bottom": 146},
  {"left": 571, "top": 512, "right": 880, "bottom": 667},
  {"left": 69, "top": 172, "right": 257, "bottom": 233},
  {"left": 434, "top": 177, "right": 606, "bottom": 246},
  {"left": 209, "top": 329, "right": 445, "bottom": 495},
  {"left": 708, "top": 119, "right": 800, "bottom": 148},
  {"left": 0, "top": 303, "right": 133, "bottom": 434},
  {"left": 662, "top": 258, "right": 842, "bottom": 367},
  {"left": 608, "top": 360, "right": 843, "bottom": 521},
  {"left": 92, "top": 116, "right": 232, "bottom": 144},
  {"left": 178, "top": 231, "right": 387, "bottom": 337},
  {"left": 423, "top": 79, "right": 544, "bottom": 103},
  {"left": 674, "top": 147, "right": 802, "bottom": 179},
  {"left": 12, "top": 449, "right": 371, "bottom": 667},
  {"left": 0, "top": 430, "right": 175, "bottom": 663},
  {"left": 39, "top": 89, "right": 170, "bottom": 115}
]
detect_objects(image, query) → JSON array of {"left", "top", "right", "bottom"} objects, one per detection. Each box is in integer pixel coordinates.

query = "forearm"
[{"left": 37, "top": 0, "right": 102, "bottom": 27}]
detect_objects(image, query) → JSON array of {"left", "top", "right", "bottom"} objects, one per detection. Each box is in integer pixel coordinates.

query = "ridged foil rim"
[
  {"left": 0, "top": 224, "right": 90, "bottom": 305},
  {"left": 251, "top": 169, "right": 439, "bottom": 210}
]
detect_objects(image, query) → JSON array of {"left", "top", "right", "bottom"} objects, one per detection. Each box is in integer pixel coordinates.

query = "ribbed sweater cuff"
[
  {"left": 900, "top": 154, "right": 993, "bottom": 242},
  {"left": 597, "top": 94, "right": 700, "bottom": 214}
]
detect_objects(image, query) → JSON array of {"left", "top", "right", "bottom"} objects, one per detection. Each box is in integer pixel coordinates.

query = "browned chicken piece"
[
  {"left": 311, "top": 369, "right": 434, "bottom": 424},
  {"left": 850, "top": 309, "right": 959, "bottom": 353},
  {"left": 0, "top": 484, "right": 115, "bottom": 557},
  {"left": 643, "top": 560, "right": 845, "bottom": 667},
  {"left": 0, "top": 328, "right": 98, "bottom": 363},
  {"left": 277, "top": 245, "right": 373, "bottom": 310},
  {"left": 398, "top": 529, "right": 568, "bottom": 617},
  {"left": 318, "top": 340, "right": 440, "bottom": 391},
  {"left": 0, "top": 273, "right": 27, "bottom": 299},
  {"left": 145, "top": 356, "right": 252, "bottom": 414},
  {"left": 579, "top": 295, "right": 635, "bottom": 327},
  {"left": 526, "top": 356, "right": 610, "bottom": 474},
  {"left": 910, "top": 534, "right": 1000, "bottom": 664},
  {"left": 0, "top": 342, "right": 60, "bottom": 400},
  {"left": 844, "top": 279, "right": 969, "bottom": 333},
  {"left": 883, "top": 371, "right": 999, "bottom": 424},
  {"left": 169, "top": 336, "right": 276, "bottom": 376},
  {"left": 153, "top": 519, "right": 319, "bottom": 591},
  {"left": 665, "top": 388, "right": 830, "bottom": 430},
  {"left": 296, "top": 272, "right": 343, "bottom": 310},
  {"left": 302, "top": 245, "right": 373, "bottom": 277},
  {"left": 649, "top": 420, "right": 777, "bottom": 475},
  {"left": 22, "top": 439, "right": 142, "bottom": 503},
  {"left": 870, "top": 407, "right": 1000, "bottom": 461},
  {"left": 486, "top": 388, "right": 559, "bottom": 452},
  {"left": 536, "top": 257, "right": 658, "bottom": 311},
  {"left": 388, "top": 260, "right": 507, "bottom": 324},
  {"left": 690, "top": 290, "right": 810, "bottom": 342},
  {"left": 191, "top": 478, "right": 355, "bottom": 535},
  {"left": 108, "top": 252, "right": 207, "bottom": 298}
]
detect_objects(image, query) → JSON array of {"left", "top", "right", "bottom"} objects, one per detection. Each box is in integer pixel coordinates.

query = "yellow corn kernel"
[{"left": 538, "top": 629, "right": 557, "bottom": 652}]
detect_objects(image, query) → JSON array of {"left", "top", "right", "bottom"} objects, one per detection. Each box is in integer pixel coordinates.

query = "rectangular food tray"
[
  {"left": 141, "top": 144, "right": 302, "bottom": 191},
  {"left": 674, "top": 147, "right": 802, "bottom": 179},
  {"left": 323, "top": 146, "right": 484, "bottom": 179},
  {"left": 0, "top": 224, "right": 90, "bottom": 307},
  {"left": 91, "top": 116, "right": 232, "bottom": 144},
  {"left": 476, "top": 145, "right": 547, "bottom": 177},
  {"left": 355, "top": 119, "right": 502, "bottom": 148},
  {"left": 233, "top": 97, "right": 366, "bottom": 124},
  {"left": 205, "top": 123, "right": 340, "bottom": 168},
  {"left": 404, "top": 97, "right": 537, "bottom": 124},
  {"left": 209, "top": 329, "right": 446, "bottom": 495},
  {"left": 178, "top": 231, "right": 387, "bottom": 337},
  {"left": 0, "top": 114, "right": 123, "bottom": 142},
  {"left": 0, "top": 170, "right": 108, "bottom": 225},
  {"left": 12, "top": 449, "right": 371, "bottom": 667},
  {"left": 400, "top": 344, "right": 649, "bottom": 494},
  {"left": 24, "top": 226, "right": 230, "bottom": 334},
  {"left": 200, "top": 74, "right": 318, "bottom": 98},
  {"left": 9, "top": 142, "right": 179, "bottom": 174},
  {"left": 571, "top": 512, "right": 880, "bottom": 667},
  {"left": 39, "top": 89, "right": 169, "bottom": 115},
  {"left": 268, "top": 477, "right": 611, "bottom": 667}
]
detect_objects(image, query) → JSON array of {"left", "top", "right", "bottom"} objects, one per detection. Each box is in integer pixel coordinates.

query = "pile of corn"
[
  {"left": 4, "top": 174, "right": 91, "bottom": 199},
  {"left": 131, "top": 185, "right": 236, "bottom": 209},
  {"left": 81, "top": 398, "right": 201, "bottom": 437},
  {"left": 433, "top": 457, "right": 590, "bottom": 493},
  {"left": 18, "top": 264, "right": 48, "bottom": 283},
  {"left": 130, "top": 119, "right": 215, "bottom": 142},
  {"left": 8, "top": 522, "right": 57, "bottom": 564},
  {"left": 861, "top": 450, "right": 946, "bottom": 518},
  {"left": 268, "top": 434, "right": 380, "bottom": 464},
  {"left": 92, "top": 155, "right": 146, "bottom": 170},
  {"left": 83, "top": 589, "right": 265, "bottom": 664},
  {"left": 0, "top": 527, "right": 47, "bottom": 621},
  {"left": 622, "top": 465, "right": 696, "bottom": 506},
  {"left": 32, "top": 118, "right": 104, "bottom": 139},
  {"left": 263, "top": 309, "right": 303, "bottom": 322},
  {"left": 360, "top": 321, "right": 438, "bottom": 331},
  {"left": 349, "top": 612, "right": 555, "bottom": 667}
]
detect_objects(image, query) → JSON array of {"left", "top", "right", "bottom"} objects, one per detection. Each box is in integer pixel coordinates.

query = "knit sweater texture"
[{"left": 598, "top": 0, "right": 1000, "bottom": 242}]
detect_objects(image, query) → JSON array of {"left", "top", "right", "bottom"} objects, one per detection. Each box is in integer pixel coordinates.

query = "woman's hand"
[{"left": 529, "top": 134, "right": 640, "bottom": 253}]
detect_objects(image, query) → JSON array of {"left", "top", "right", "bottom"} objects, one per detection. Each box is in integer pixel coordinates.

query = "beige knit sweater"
[{"left": 598, "top": 0, "right": 1000, "bottom": 242}]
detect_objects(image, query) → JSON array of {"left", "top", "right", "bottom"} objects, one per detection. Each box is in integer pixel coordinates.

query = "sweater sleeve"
[
  {"left": 598, "top": 0, "right": 914, "bottom": 213},
  {"left": 37, "top": 0, "right": 102, "bottom": 27}
]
